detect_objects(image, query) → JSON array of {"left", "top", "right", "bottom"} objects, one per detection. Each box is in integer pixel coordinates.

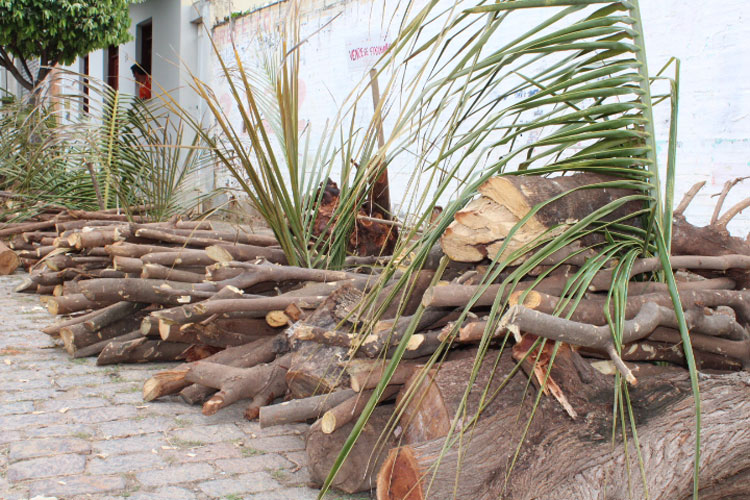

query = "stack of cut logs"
[{"left": 3, "top": 173, "right": 750, "bottom": 500}]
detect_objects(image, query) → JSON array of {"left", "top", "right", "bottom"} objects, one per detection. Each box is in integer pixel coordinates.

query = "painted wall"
[{"left": 207, "top": 0, "right": 750, "bottom": 236}]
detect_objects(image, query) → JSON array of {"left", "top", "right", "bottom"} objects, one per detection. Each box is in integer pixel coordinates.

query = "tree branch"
[
  {"left": 674, "top": 181, "right": 705, "bottom": 216},
  {"left": 0, "top": 46, "right": 33, "bottom": 90}
]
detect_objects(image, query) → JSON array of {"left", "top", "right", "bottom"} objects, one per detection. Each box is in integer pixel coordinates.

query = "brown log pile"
[{"left": 5, "top": 175, "right": 750, "bottom": 499}]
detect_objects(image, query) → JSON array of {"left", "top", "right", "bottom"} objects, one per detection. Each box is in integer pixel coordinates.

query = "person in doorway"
[{"left": 130, "top": 64, "right": 151, "bottom": 100}]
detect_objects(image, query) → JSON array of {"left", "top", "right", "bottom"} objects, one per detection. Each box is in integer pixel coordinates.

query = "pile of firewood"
[{"left": 3, "top": 174, "right": 750, "bottom": 499}]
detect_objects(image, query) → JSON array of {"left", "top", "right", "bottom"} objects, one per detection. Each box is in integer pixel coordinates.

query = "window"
[
  {"left": 81, "top": 54, "right": 89, "bottom": 113},
  {"left": 106, "top": 45, "right": 119, "bottom": 90}
]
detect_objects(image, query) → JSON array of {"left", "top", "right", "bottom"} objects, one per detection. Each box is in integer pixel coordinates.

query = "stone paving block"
[
  {"left": 0, "top": 411, "right": 64, "bottom": 431},
  {"left": 216, "top": 453, "right": 294, "bottom": 474},
  {"left": 0, "top": 377, "right": 54, "bottom": 392},
  {"left": 87, "top": 451, "right": 166, "bottom": 474},
  {"left": 1, "top": 387, "right": 59, "bottom": 402},
  {"left": 127, "top": 485, "right": 198, "bottom": 500},
  {"left": 6, "top": 453, "right": 86, "bottom": 481},
  {"left": 65, "top": 404, "right": 139, "bottom": 423},
  {"left": 161, "top": 441, "right": 243, "bottom": 463},
  {"left": 38, "top": 396, "right": 109, "bottom": 411},
  {"left": 98, "top": 416, "right": 173, "bottom": 438},
  {"left": 198, "top": 470, "right": 281, "bottom": 497},
  {"left": 244, "top": 434, "right": 306, "bottom": 453},
  {"left": 8, "top": 437, "right": 91, "bottom": 460},
  {"left": 93, "top": 433, "right": 169, "bottom": 456},
  {"left": 54, "top": 374, "right": 110, "bottom": 389},
  {"left": 25, "top": 423, "right": 95, "bottom": 439},
  {"left": 169, "top": 423, "right": 246, "bottom": 444},
  {"left": 27, "top": 474, "right": 127, "bottom": 498},
  {"left": 0, "top": 430, "right": 24, "bottom": 445},
  {"left": 112, "top": 391, "right": 145, "bottom": 404},
  {"left": 136, "top": 462, "right": 216, "bottom": 487},
  {"left": 246, "top": 487, "right": 324, "bottom": 500}
]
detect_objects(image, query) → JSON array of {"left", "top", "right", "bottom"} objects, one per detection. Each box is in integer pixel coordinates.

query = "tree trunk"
[{"left": 377, "top": 351, "right": 750, "bottom": 500}]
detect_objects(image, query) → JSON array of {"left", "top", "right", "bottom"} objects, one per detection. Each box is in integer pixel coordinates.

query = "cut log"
[
  {"left": 441, "top": 173, "right": 641, "bottom": 263},
  {"left": 320, "top": 385, "right": 400, "bottom": 434},
  {"left": 205, "top": 243, "right": 288, "bottom": 264},
  {"left": 0, "top": 240, "right": 20, "bottom": 275},
  {"left": 78, "top": 278, "right": 217, "bottom": 306},
  {"left": 142, "top": 335, "right": 279, "bottom": 401},
  {"left": 97, "top": 337, "right": 191, "bottom": 365},
  {"left": 307, "top": 404, "right": 398, "bottom": 494},
  {"left": 140, "top": 250, "right": 216, "bottom": 267},
  {"left": 158, "top": 321, "right": 264, "bottom": 348},
  {"left": 133, "top": 225, "right": 277, "bottom": 246},
  {"left": 141, "top": 263, "right": 204, "bottom": 283},
  {"left": 60, "top": 313, "right": 146, "bottom": 355},
  {"left": 259, "top": 389, "right": 356, "bottom": 428},
  {"left": 72, "top": 330, "right": 143, "bottom": 358},
  {"left": 83, "top": 302, "right": 147, "bottom": 332},
  {"left": 47, "top": 294, "right": 113, "bottom": 315}
]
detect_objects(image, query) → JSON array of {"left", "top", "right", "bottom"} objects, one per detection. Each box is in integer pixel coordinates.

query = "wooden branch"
[
  {"left": 718, "top": 197, "right": 750, "bottom": 228},
  {"left": 674, "top": 181, "right": 706, "bottom": 216},
  {"left": 142, "top": 335, "right": 280, "bottom": 401},
  {"left": 140, "top": 250, "right": 216, "bottom": 267},
  {"left": 141, "top": 263, "right": 204, "bottom": 283},
  {"left": 185, "top": 353, "right": 293, "bottom": 416}
]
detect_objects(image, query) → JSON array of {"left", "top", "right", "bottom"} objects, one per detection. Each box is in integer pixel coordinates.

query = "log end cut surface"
[{"left": 377, "top": 446, "right": 425, "bottom": 500}]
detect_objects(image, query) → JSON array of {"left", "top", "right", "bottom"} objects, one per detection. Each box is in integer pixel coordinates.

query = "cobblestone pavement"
[{"left": 0, "top": 274, "right": 370, "bottom": 500}]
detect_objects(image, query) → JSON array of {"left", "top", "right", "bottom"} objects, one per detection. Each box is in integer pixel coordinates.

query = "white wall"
[{"left": 208, "top": 0, "right": 750, "bottom": 236}]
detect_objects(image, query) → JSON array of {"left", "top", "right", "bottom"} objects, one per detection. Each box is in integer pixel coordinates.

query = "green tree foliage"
[{"left": 0, "top": 0, "right": 134, "bottom": 91}]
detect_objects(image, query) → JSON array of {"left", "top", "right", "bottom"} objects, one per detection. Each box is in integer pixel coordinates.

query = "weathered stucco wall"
[{"left": 208, "top": 0, "right": 750, "bottom": 235}]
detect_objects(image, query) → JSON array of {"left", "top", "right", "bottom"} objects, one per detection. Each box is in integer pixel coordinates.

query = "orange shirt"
[{"left": 138, "top": 76, "right": 152, "bottom": 100}]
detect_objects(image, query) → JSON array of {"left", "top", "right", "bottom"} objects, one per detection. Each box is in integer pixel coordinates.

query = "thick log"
[
  {"left": 0, "top": 240, "right": 20, "bottom": 275},
  {"left": 286, "top": 343, "right": 350, "bottom": 399},
  {"left": 259, "top": 389, "right": 356, "bottom": 428},
  {"left": 142, "top": 335, "right": 279, "bottom": 401},
  {"left": 377, "top": 366, "right": 750, "bottom": 500},
  {"left": 97, "top": 337, "right": 191, "bottom": 365},
  {"left": 185, "top": 353, "right": 293, "bottom": 416},
  {"left": 308, "top": 405, "right": 398, "bottom": 494},
  {"left": 441, "top": 173, "right": 640, "bottom": 262}
]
